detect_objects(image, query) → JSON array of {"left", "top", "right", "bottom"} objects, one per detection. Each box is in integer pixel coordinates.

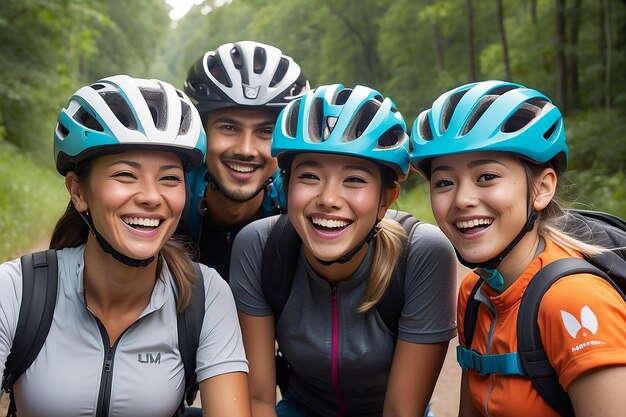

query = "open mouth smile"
[
  {"left": 310, "top": 216, "right": 351, "bottom": 232},
  {"left": 224, "top": 161, "right": 258, "bottom": 174},
  {"left": 455, "top": 218, "right": 493, "bottom": 234},
  {"left": 122, "top": 217, "right": 161, "bottom": 231}
]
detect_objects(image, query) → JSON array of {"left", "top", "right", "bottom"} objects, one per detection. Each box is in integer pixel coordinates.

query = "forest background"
[{"left": 1, "top": 0, "right": 625, "bottom": 262}]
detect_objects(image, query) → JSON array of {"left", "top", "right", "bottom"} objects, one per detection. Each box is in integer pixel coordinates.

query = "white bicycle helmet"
[
  {"left": 54, "top": 74, "right": 207, "bottom": 175},
  {"left": 184, "top": 40, "right": 309, "bottom": 119}
]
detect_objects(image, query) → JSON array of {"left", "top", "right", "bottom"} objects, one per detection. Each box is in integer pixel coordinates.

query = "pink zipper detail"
[{"left": 331, "top": 285, "right": 347, "bottom": 416}]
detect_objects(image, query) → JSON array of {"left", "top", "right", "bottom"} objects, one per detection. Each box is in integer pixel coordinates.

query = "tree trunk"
[
  {"left": 530, "top": 0, "right": 538, "bottom": 25},
  {"left": 555, "top": 0, "right": 567, "bottom": 112},
  {"left": 568, "top": 0, "right": 582, "bottom": 110},
  {"left": 602, "top": 0, "right": 612, "bottom": 109},
  {"left": 466, "top": 0, "right": 477, "bottom": 81},
  {"left": 495, "top": 0, "right": 511, "bottom": 80},
  {"left": 432, "top": 22, "right": 445, "bottom": 70}
]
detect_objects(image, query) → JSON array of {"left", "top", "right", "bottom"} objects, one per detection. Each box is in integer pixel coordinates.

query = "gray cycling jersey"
[
  {"left": 0, "top": 245, "right": 248, "bottom": 417},
  {"left": 230, "top": 212, "right": 457, "bottom": 417}
]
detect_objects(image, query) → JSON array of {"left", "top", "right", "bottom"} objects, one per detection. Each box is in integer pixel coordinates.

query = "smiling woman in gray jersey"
[
  {"left": 0, "top": 75, "right": 251, "bottom": 417},
  {"left": 230, "top": 84, "right": 457, "bottom": 417}
]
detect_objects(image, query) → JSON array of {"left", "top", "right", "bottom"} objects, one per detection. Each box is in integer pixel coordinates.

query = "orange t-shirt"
[{"left": 457, "top": 238, "right": 626, "bottom": 417}]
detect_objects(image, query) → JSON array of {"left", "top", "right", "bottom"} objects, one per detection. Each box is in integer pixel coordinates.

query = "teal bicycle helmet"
[
  {"left": 410, "top": 80, "right": 567, "bottom": 178},
  {"left": 55, "top": 75, "right": 207, "bottom": 175},
  {"left": 272, "top": 84, "right": 410, "bottom": 180}
]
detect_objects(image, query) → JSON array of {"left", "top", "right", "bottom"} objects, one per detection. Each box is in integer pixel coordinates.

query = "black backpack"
[
  {"left": 459, "top": 209, "right": 626, "bottom": 417},
  {"left": 0, "top": 250, "right": 205, "bottom": 417},
  {"left": 260, "top": 210, "right": 422, "bottom": 393}
]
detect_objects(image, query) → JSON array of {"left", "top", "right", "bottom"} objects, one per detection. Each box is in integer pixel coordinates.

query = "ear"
[
  {"left": 378, "top": 182, "right": 401, "bottom": 219},
  {"left": 532, "top": 167, "right": 557, "bottom": 211},
  {"left": 65, "top": 173, "right": 88, "bottom": 212}
]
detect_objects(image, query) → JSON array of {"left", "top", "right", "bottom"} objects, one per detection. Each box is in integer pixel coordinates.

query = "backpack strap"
[
  {"left": 1, "top": 250, "right": 58, "bottom": 417},
  {"left": 261, "top": 214, "right": 301, "bottom": 321},
  {"left": 461, "top": 278, "right": 484, "bottom": 349},
  {"left": 517, "top": 257, "right": 617, "bottom": 417},
  {"left": 176, "top": 262, "right": 205, "bottom": 410},
  {"left": 457, "top": 278, "right": 525, "bottom": 376}
]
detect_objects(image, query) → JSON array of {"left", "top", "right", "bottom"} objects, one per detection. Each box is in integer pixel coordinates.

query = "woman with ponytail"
[{"left": 230, "top": 84, "right": 457, "bottom": 417}]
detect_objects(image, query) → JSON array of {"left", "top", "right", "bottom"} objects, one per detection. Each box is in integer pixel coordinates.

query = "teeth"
[
  {"left": 227, "top": 162, "right": 254, "bottom": 173},
  {"left": 122, "top": 217, "right": 161, "bottom": 227},
  {"left": 456, "top": 218, "right": 493, "bottom": 229},
  {"left": 311, "top": 217, "right": 350, "bottom": 229}
]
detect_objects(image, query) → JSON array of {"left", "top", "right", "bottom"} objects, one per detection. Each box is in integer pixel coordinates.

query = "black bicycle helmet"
[{"left": 184, "top": 40, "right": 310, "bottom": 120}]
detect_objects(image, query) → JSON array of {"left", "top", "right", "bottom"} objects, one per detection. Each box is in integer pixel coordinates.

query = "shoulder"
[
  {"left": 0, "top": 256, "right": 23, "bottom": 306},
  {"left": 540, "top": 272, "right": 625, "bottom": 316},
  {"left": 408, "top": 221, "right": 453, "bottom": 249},
  {"left": 233, "top": 215, "right": 280, "bottom": 248}
]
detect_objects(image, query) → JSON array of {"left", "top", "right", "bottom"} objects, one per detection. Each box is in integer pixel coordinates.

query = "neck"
[
  {"left": 83, "top": 236, "right": 158, "bottom": 312},
  {"left": 305, "top": 243, "right": 370, "bottom": 285},
  {"left": 495, "top": 231, "right": 542, "bottom": 291},
  {"left": 204, "top": 186, "right": 264, "bottom": 229}
]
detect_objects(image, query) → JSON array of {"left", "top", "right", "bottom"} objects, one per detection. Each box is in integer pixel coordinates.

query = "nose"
[
  {"left": 232, "top": 128, "right": 256, "bottom": 158},
  {"left": 316, "top": 180, "right": 342, "bottom": 209},
  {"left": 453, "top": 180, "right": 478, "bottom": 209},
  {"left": 137, "top": 180, "right": 162, "bottom": 207}
]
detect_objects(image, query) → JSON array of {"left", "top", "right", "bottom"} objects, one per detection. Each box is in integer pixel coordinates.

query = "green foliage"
[
  {"left": 395, "top": 180, "right": 436, "bottom": 225},
  {"left": 1, "top": 0, "right": 625, "bottom": 255},
  {"left": 0, "top": 142, "right": 67, "bottom": 262}
]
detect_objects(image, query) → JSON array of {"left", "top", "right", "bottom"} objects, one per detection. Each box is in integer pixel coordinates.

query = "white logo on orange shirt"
[{"left": 560, "top": 305, "right": 598, "bottom": 338}]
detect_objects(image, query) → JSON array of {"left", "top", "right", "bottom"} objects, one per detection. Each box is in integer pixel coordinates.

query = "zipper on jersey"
[
  {"left": 95, "top": 325, "right": 117, "bottom": 417},
  {"left": 330, "top": 284, "right": 347, "bottom": 416}
]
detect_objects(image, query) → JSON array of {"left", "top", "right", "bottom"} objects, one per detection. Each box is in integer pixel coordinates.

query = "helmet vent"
[
  {"left": 333, "top": 88, "right": 352, "bottom": 105},
  {"left": 253, "top": 47, "right": 267, "bottom": 74},
  {"left": 270, "top": 58, "right": 289, "bottom": 87},
  {"left": 345, "top": 99, "right": 380, "bottom": 141},
  {"left": 141, "top": 89, "right": 168, "bottom": 131},
  {"left": 73, "top": 107, "right": 104, "bottom": 132},
  {"left": 462, "top": 95, "right": 497, "bottom": 135},
  {"left": 285, "top": 100, "right": 300, "bottom": 138},
  {"left": 91, "top": 83, "right": 106, "bottom": 91},
  {"left": 543, "top": 121, "right": 558, "bottom": 140},
  {"left": 418, "top": 112, "right": 434, "bottom": 141},
  {"left": 207, "top": 56, "right": 233, "bottom": 88},
  {"left": 441, "top": 90, "right": 467, "bottom": 132},
  {"left": 101, "top": 91, "right": 137, "bottom": 130},
  {"left": 179, "top": 101, "right": 192, "bottom": 135},
  {"left": 307, "top": 97, "right": 324, "bottom": 143},
  {"left": 230, "top": 47, "right": 243, "bottom": 70},
  {"left": 377, "top": 126, "right": 405, "bottom": 148},
  {"left": 501, "top": 101, "right": 542, "bottom": 133},
  {"left": 56, "top": 122, "right": 70, "bottom": 139}
]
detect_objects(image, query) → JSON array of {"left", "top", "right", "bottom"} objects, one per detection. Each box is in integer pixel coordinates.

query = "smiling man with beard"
[{"left": 180, "top": 40, "right": 310, "bottom": 280}]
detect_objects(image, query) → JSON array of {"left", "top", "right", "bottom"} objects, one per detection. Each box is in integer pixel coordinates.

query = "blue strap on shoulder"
[
  {"left": 456, "top": 345, "right": 524, "bottom": 376},
  {"left": 262, "top": 169, "right": 287, "bottom": 215}
]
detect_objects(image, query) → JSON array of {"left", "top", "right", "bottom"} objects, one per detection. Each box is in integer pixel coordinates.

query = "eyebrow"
[
  {"left": 211, "top": 117, "right": 275, "bottom": 128},
  {"left": 431, "top": 158, "right": 506, "bottom": 174},
  {"left": 108, "top": 160, "right": 183, "bottom": 171},
  {"left": 293, "top": 160, "right": 376, "bottom": 175}
]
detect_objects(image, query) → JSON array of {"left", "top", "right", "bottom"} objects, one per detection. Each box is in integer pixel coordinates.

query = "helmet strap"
[
  {"left": 77, "top": 211, "right": 154, "bottom": 268},
  {"left": 457, "top": 209, "right": 538, "bottom": 271},
  {"left": 315, "top": 221, "right": 380, "bottom": 266}
]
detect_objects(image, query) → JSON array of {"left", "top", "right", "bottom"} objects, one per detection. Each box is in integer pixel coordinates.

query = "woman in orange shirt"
[{"left": 410, "top": 80, "right": 626, "bottom": 417}]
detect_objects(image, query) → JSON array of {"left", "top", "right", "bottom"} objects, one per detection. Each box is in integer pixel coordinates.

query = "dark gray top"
[{"left": 230, "top": 211, "right": 457, "bottom": 416}]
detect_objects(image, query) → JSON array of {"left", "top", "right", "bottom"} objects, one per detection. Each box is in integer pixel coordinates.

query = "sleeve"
[
  {"left": 0, "top": 258, "right": 23, "bottom": 378},
  {"left": 397, "top": 223, "right": 459, "bottom": 344},
  {"left": 538, "top": 273, "right": 626, "bottom": 390},
  {"left": 195, "top": 264, "right": 249, "bottom": 382},
  {"left": 228, "top": 216, "right": 277, "bottom": 317}
]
